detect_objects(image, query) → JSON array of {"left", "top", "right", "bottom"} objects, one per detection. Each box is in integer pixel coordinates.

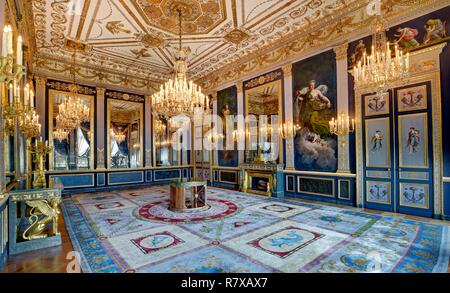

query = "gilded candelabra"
[
  {"left": 28, "top": 139, "right": 52, "bottom": 189},
  {"left": 329, "top": 113, "right": 355, "bottom": 136}
]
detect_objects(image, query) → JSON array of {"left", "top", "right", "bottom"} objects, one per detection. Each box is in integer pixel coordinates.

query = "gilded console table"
[
  {"left": 170, "top": 181, "right": 208, "bottom": 212},
  {"left": 8, "top": 188, "right": 62, "bottom": 255},
  {"left": 239, "top": 163, "right": 284, "bottom": 198}
]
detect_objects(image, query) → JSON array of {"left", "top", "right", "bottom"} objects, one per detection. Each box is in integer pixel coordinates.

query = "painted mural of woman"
[
  {"left": 295, "top": 80, "right": 332, "bottom": 137},
  {"left": 220, "top": 103, "right": 232, "bottom": 162}
]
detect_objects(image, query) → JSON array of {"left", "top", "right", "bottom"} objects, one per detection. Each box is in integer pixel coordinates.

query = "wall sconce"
[
  {"left": 329, "top": 113, "right": 355, "bottom": 136},
  {"left": 279, "top": 122, "right": 301, "bottom": 140}
]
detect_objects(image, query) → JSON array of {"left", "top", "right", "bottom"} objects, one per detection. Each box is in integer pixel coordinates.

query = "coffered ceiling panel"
[{"left": 29, "top": 0, "right": 361, "bottom": 90}]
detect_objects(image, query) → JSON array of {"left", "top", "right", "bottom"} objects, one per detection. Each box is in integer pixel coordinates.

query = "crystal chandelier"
[
  {"left": 151, "top": 9, "right": 208, "bottom": 118},
  {"left": 56, "top": 95, "right": 90, "bottom": 130},
  {"left": 55, "top": 48, "right": 90, "bottom": 131},
  {"left": 53, "top": 128, "right": 69, "bottom": 142},
  {"left": 353, "top": 15, "right": 410, "bottom": 97}
]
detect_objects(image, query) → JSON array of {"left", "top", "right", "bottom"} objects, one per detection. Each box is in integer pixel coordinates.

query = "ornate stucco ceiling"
[
  {"left": 24, "top": 0, "right": 442, "bottom": 94},
  {"left": 26, "top": 0, "right": 365, "bottom": 91}
]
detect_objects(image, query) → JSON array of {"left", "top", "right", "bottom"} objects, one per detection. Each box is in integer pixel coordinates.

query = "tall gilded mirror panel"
[
  {"left": 49, "top": 90, "right": 94, "bottom": 171},
  {"left": 245, "top": 79, "right": 282, "bottom": 163},
  {"left": 107, "top": 99, "right": 143, "bottom": 169},
  {"left": 153, "top": 116, "right": 181, "bottom": 167}
]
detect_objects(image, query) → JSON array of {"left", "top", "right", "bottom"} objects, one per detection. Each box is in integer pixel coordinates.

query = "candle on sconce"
[
  {"left": 30, "top": 90, "right": 34, "bottom": 108},
  {"left": 1, "top": 25, "right": 8, "bottom": 57},
  {"left": 7, "top": 25, "right": 13, "bottom": 55},
  {"left": 8, "top": 83, "right": 13, "bottom": 104},
  {"left": 17, "top": 35, "right": 22, "bottom": 66},
  {"left": 24, "top": 83, "right": 29, "bottom": 106}
]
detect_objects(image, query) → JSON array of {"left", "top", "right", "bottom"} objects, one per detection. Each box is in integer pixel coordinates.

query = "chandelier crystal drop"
[
  {"left": 151, "top": 9, "right": 208, "bottom": 118},
  {"left": 353, "top": 15, "right": 410, "bottom": 97}
]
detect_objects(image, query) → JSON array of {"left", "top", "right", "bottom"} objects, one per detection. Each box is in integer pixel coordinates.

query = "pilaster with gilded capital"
[{"left": 96, "top": 87, "right": 106, "bottom": 169}]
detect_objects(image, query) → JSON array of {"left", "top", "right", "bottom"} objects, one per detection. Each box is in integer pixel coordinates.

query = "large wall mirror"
[
  {"left": 49, "top": 90, "right": 94, "bottom": 171},
  {"left": 245, "top": 79, "right": 282, "bottom": 163},
  {"left": 153, "top": 116, "right": 181, "bottom": 167},
  {"left": 107, "top": 99, "right": 144, "bottom": 169}
]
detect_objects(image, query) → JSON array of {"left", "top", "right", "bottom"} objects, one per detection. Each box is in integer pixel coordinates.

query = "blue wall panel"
[
  {"left": 108, "top": 171, "right": 144, "bottom": 185},
  {"left": 284, "top": 173, "right": 356, "bottom": 206},
  {"left": 154, "top": 170, "right": 181, "bottom": 181},
  {"left": 97, "top": 173, "right": 105, "bottom": 186},
  {"left": 146, "top": 171, "right": 152, "bottom": 182},
  {"left": 49, "top": 174, "right": 95, "bottom": 189}
]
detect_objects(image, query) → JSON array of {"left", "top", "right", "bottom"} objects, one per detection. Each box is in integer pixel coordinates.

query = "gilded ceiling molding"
[
  {"left": 105, "top": 91, "right": 145, "bottom": 103},
  {"left": 196, "top": 0, "right": 443, "bottom": 92},
  {"left": 33, "top": 56, "right": 159, "bottom": 96},
  {"left": 333, "top": 43, "right": 349, "bottom": 60},
  {"left": 47, "top": 80, "right": 96, "bottom": 95}
]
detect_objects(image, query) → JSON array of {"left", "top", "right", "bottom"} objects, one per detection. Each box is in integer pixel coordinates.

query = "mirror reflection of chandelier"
[
  {"left": 53, "top": 128, "right": 69, "bottom": 142},
  {"left": 353, "top": 15, "right": 410, "bottom": 97},
  {"left": 114, "top": 130, "right": 126, "bottom": 143},
  {"left": 56, "top": 95, "right": 90, "bottom": 130},
  {"left": 56, "top": 47, "right": 90, "bottom": 131},
  {"left": 151, "top": 9, "right": 208, "bottom": 118},
  {"left": 154, "top": 119, "right": 167, "bottom": 135}
]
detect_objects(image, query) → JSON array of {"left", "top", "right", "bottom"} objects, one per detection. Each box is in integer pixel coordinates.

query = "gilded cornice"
[
  {"left": 33, "top": 56, "right": 159, "bottom": 96},
  {"left": 196, "top": 0, "right": 444, "bottom": 91}
]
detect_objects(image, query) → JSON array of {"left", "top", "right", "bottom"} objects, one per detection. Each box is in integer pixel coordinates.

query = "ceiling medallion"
[
  {"left": 136, "top": 0, "right": 224, "bottom": 35},
  {"left": 137, "top": 33, "right": 167, "bottom": 48},
  {"left": 64, "top": 38, "right": 88, "bottom": 52},
  {"left": 224, "top": 28, "right": 250, "bottom": 45}
]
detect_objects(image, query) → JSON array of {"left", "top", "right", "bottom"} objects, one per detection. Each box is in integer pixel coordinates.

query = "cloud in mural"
[{"left": 295, "top": 128, "right": 337, "bottom": 170}]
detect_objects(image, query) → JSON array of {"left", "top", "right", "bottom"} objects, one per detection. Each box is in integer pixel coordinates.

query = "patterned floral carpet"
[{"left": 61, "top": 186, "right": 450, "bottom": 273}]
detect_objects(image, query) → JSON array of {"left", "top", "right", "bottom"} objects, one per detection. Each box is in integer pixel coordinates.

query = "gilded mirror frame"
[
  {"left": 106, "top": 99, "right": 144, "bottom": 170},
  {"left": 48, "top": 89, "right": 95, "bottom": 171},
  {"left": 152, "top": 115, "right": 182, "bottom": 167},
  {"left": 244, "top": 79, "right": 284, "bottom": 163}
]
